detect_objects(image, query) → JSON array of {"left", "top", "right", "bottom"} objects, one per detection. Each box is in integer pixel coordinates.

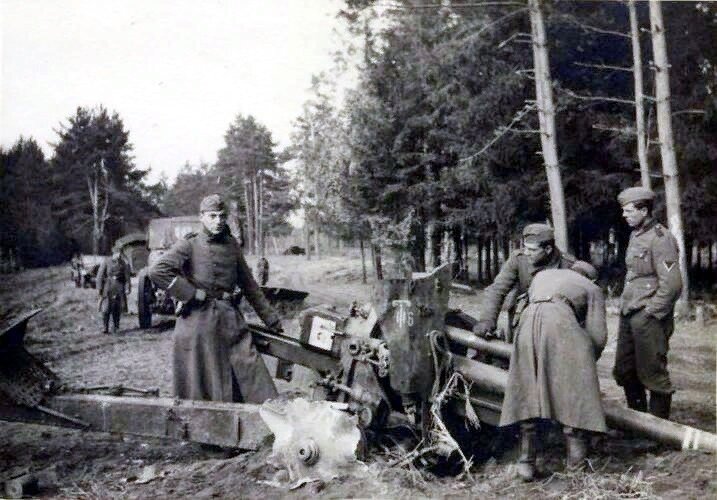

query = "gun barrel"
[
  {"left": 453, "top": 354, "right": 717, "bottom": 453},
  {"left": 445, "top": 326, "right": 513, "bottom": 359}
]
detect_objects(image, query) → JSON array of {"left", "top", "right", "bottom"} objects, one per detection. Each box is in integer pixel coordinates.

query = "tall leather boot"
[
  {"left": 624, "top": 381, "right": 647, "bottom": 412},
  {"left": 517, "top": 422, "right": 537, "bottom": 482},
  {"left": 649, "top": 392, "right": 672, "bottom": 420},
  {"left": 564, "top": 427, "right": 588, "bottom": 471}
]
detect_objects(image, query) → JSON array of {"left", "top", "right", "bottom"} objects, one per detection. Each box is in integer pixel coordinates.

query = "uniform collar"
[
  {"left": 201, "top": 226, "right": 229, "bottom": 242},
  {"left": 530, "top": 248, "right": 562, "bottom": 275},
  {"left": 633, "top": 217, "right": 657, "bottom": 237}
]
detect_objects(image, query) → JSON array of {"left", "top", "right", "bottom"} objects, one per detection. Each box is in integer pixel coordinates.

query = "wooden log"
[{"left": 37, "top": 395, "right": 271, "bottom": 450}]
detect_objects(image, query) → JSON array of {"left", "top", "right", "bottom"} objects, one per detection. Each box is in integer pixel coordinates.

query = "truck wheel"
[{"left": 138, "top": 270, "right": 153, "bottom": 329}]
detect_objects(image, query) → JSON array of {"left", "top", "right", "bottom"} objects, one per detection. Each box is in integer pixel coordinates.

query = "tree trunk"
[
  {"left": 372, "top": 244, "right": 383, "bottom": 280},
  {"left": 485, "top": 237, "right": 492, "bottom": 282},
  {"left": 628, "top": 0, "right": 651, "bottom": 189},
  {"left": 313, "top": 214, "right": 321, "bottom": 260},
  {"left": 409, "top": 216, "right": 426, "bottom": 272},
  {"left": 229, "top": 200, "right": 243, "bottom": 244},
  {"left": 492, "top": 237, "right": 500, "bottom": 277},
  {"left": 360, "top": 237, "right": 367, "bottom": 284},
  {"left": 258, "top": 174, "right": 265, "bottom": 257},
  {"left": 477, "top": 237, "right": 484, "bottom": 284},
  {"left": 243, "top": 180, "right": 254, "bottom": 255},
  {"left": 304, "top": 220, "right": 311, "bottom": 261},
  {"left": 452, "top": 226, "right": 463, "bottom": 280},
  {"left": 649, "top": 0, "right": 690, "bottom": 305},
  {"left": 529, "top": 0, "right": 568, "bottom": 253},
  {"left": 430, "top": 223, "right": 442, "bottom": 268}
]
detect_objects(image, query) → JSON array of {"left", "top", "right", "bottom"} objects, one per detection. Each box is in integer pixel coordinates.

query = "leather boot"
[
  {"left": 624, "top": 381, "right": 647, "bottom": 412},
  {"left": 564, "top": 427, "right": 588, "bottom": 471},
  {"left": 649, "top": 392, "right": 672, "bottom": 420},
  {"left": 517, "top": 423, "right": 537, "bottom": 482}
]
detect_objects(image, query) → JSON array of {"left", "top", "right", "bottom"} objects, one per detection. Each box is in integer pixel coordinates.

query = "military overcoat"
[
  {"left": 481, "top": 248, "right": 575, "bottom": 332},
  {"left": 149, "top": 228, "right": 281, "bottom": 403},
  {"left": 97, "top": 256, "right": 131, "bottom": 312},
  {"left": 500, "top": 269, "right": 608, "bottom": 432}
]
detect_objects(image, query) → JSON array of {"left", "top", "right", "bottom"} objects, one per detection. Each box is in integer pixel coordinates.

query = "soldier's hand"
[
  {"left": 194, "top": 289, "right": 207, "bottom": 303},
  {"left": 473, "top": 319, "right": 496, "bottom": 337}
]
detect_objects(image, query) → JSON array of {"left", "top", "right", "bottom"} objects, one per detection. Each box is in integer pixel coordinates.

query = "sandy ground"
[{"left": 0, "top": 254, "right": 715, "bottom": 499}]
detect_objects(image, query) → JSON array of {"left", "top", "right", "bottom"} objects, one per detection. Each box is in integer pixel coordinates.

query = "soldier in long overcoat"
[
  {"left": 149, "top": 194, "right": 283, "bottom": 403},
  {"left": 501, "top": 263, "right": 607, "bottom": 480},
  {"left": 613, "top": 187, "right": 681, "bottom": 419},
  {"left": 97, "top": 251, "right": 131, "bottom": 334},
  {"left": 474, "top": 223, "right": 575, "bottom": 341}
]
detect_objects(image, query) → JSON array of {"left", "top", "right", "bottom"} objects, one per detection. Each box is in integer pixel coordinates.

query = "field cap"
[
  {"left": 200, "top": 194, "right": 226, "bottom": 213},
  {"left": 617, "top": 186, "right": 655, "bottom": 206},
  {"left": 523, "top": 223, "right": 554, "bottom": 244}
]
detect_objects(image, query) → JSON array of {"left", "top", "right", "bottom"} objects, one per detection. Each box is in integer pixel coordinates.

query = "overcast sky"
[{"left": 1, "top": 0, "right": 353, "bottom": 183}]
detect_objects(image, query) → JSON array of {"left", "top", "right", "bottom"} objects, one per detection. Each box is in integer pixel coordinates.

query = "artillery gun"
[{"left": 1, "top": 264, "right": 715, "bottom": 485}]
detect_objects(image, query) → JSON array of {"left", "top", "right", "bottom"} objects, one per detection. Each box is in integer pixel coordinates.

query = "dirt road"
[{"left": 1, "top": 256, "right": 714, "bottom": 498}]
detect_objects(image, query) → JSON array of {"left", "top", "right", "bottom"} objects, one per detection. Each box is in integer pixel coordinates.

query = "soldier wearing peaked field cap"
[
  {"left": 617, "top": 186, "right": 656, "bottom": 206},
  {"left": 199, "top": 193, "right": 226, "bottom": 213},
  {"left": 613, "top": 186, "right": 681, "bottom": 420},
  {"left": 149, "top": 193, "right": 284, "bottom": 404},
  {"left": 474, "top": 222, "right": 575, "bottom": 341}
]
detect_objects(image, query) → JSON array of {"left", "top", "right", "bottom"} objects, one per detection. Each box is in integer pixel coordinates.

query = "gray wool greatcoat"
[
  {"left": 149, "top": 228, "right": 281, "bottom": 403},
  {"left": 500, "top": 268, "right": 608, "bottom": 433}
]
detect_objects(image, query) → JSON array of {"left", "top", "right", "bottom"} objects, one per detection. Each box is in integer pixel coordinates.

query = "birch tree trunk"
[
  {"left": 628, "top": 0, "right": 651, "bottom": 189},
  {"left": 88, "top": 159, "right": 110, "bottom": 255},
  {"left": 649, "top": 0, "right": 690, "bottom": 306},
  {"left": 304, "top": 219, "right": 311, "bottom": 261},
  {"left": 313, "top": 209, "right": 321, "bottom": 260},
  {"left": 253, "top": 174, "right": 260, "bottom": 256},
  {"left": 243, "top": 179, "right": 254, "bottom": 255},
  {"left": 258, "top": 173, "right": 264, "bottom": 257},
  {"left": 528, "top": 0, "right": 568, "bottom": 252},
  {"left": 360, "top": 237, "right": 367, "bottom": 284}
]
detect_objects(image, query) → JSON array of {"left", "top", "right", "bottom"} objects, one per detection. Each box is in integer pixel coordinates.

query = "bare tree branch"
[
  {"left": 593, "top": 124, "right": 637, "bottom": 135},
  {"left": 672, "top": 109, "right": 706, "bottom": 117},
  {"left": 382, "top": 1, "right": 525, "bottom": 9},
  {"left": 459, "top": 103, "right": 537, "bottom": 162},
  {"left": 573, "top": 61, "right": 633, "bottom": 72},
  {"left": 497, "top": 32, "right": 532, "bottom": 49},
  {"left": 554, "top": 13, "right": 631, "bottom": 39},
  {"left": 561, "top": 88, "right": 635, "bottom": 105}
]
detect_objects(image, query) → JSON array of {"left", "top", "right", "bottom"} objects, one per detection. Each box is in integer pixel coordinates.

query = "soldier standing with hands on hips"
[
  {"left": 613, "top": 187, "right": 682, "bottom": 419},
  {"left": 149, "top": 194, "right": 284, "bottom": 403}
]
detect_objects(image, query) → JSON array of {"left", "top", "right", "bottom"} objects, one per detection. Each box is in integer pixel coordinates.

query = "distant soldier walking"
[
  {"left": 613, "top": 187, "right": 681, "bottom": 419},
  {"left": 97, "top": 250, "right": 131, "bottom": 334},
  {"left": 149, "top": 194, "right": 284, "bottom": 403},
  {"left": 474, "top": 223, "right": 575, "bottom": 340}
]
